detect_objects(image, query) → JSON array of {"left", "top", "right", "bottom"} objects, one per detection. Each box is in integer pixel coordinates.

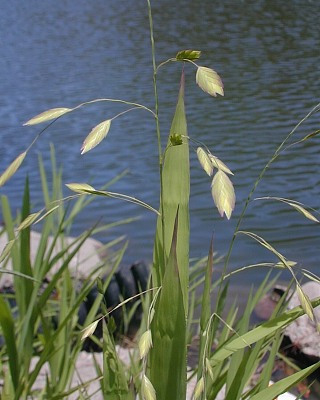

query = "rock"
[
  {"left": 82, "top": 261, "right": 150, "bottom": 351},
  {"left": 0, "top": 230, "right": 107, "bottom": 287},
  {"left": 26, "top": 348, "right": 216, "bottom": 399},
  {"left": 285, "top": 281, "right": 320, "bottom": 358},
  {"left": 254, "top": 286, "right": 286, "bottom": 320}
]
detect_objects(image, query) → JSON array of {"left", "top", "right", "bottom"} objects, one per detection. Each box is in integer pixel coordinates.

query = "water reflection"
[{"left": 0, "top": 0, "right": 319, "bottom": 284}]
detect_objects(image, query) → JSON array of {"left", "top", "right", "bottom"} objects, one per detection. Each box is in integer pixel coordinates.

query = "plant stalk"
[{"left": 147, "top": 0, "right": 166, "bottom": 267}]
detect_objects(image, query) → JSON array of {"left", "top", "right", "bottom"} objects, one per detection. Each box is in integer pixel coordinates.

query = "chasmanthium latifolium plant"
[{"left": 0, "top": 48, "right": 235, "bottom": 398}]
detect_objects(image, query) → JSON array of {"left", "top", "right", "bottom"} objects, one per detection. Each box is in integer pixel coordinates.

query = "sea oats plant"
[{"left": 1, "top": 1, "right": 320, "bottom": 399}]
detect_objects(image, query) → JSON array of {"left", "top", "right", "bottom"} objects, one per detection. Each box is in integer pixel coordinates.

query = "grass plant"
[
  {"left": 0, "top": 147, "right": 134, "bottom": 399},
  {"left": 0, "top": 1, "right": 320, "bottom": 399}
]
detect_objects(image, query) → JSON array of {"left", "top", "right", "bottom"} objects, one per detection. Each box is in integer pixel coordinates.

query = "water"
[{"left": 1, "top": 0, "right": 319, "bottom": 285}]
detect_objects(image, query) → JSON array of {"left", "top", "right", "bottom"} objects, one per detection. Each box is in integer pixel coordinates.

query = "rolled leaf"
[
  {"left": 211, "top": 170, "right": 235, "bottom": 219},
  {"left": 0, "top": 152, "right": 26, "bottom": 188},
  {"left": 23, "top": 107, "right": 72, "bottom": 125},
  {"left": 153, "top": 71, "right": 189, "bottom": 312},
  {"left": 81, "top": 119, "right": 111, "bottom": 154},
  {"left": 196, "top": 66, "right": 224, "bottom": 97},
  {"left": 176, "top": 49, "right": 201, "bottom": 61}
]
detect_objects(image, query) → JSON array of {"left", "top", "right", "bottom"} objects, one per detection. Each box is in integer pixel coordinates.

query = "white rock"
[
  {"left": 285, "top": 281, "right": 320, "bottom": 357},
  {"left": 0, "top": 230, "right": 107, "bottom": 287}
]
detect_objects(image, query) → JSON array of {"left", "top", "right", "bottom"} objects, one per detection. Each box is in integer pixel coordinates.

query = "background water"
[{"left": 0, "top": 0, "right": 319, "bottom": 285}]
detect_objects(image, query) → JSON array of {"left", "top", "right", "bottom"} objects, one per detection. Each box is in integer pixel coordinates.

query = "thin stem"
[
  {"left": 147, "top": 0, "right": 166, "bottom": 267},
  {"left": 110, "top": 106, "right": 142, "bottom": 121},
  {"left": 156, "top": 57, "right": 198, "bottom": 73},
  {"left": 156, "top": 58, "right": 176, "bottom": 72},
  {"left": 26, "top": 119, "right": 58, "bottom": 153},
  {"left": 147, "top": 0, "right": 162, "bottom": 168},
  {"left": 222, "top": 102, "right": 320, "bottom": 278},
  {"left": 73, "top": 98, "right": 156, "bottom": 118},
  {"left": 25, "top": 99, "right": 155, "bottom": 157}
]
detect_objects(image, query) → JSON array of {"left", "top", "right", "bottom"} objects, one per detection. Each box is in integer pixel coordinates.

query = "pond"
[{"left": 1, "top": 0, "right": 319, "bottom": 285}]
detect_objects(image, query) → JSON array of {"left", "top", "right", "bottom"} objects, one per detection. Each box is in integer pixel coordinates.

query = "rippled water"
[{"left": 1, "top": 1, "right": 319, "bottom": 284}]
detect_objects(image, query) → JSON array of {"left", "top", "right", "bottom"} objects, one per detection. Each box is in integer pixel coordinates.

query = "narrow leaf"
[
  {"left": 23, "top": 107, "right": 72, "bottom": 125},
  {"left": 210, "top": 297, "right": 320, "bottom": 367},
  {"left": 208, "top": 154, "right": 233, "bottom": 175},
  {"left": 0, "top": 296, "right": 20, "bottom": 388},
  {"left": 250, "top": 361, "right": 320, "bottom": 400},
  {"left": 176, "top": 49, "right": 201, "bottom": 61},
  {"left": 196, "top": 66, "right": 224, "bottom": 97},
  {"left": 197, "top": 147, "right": 213, "bottom": 176},
  {"left": 81, "top": 119, "right": 111, "bottom": 154},
  {"left": 211, "top": 170, "right": 236, "bottom": 219},
  {"left": 0, "top": 152, "right": 26, "bottom": 188},
  {"left": 150, "top": 211, "right": 187, "bottom": 400}
]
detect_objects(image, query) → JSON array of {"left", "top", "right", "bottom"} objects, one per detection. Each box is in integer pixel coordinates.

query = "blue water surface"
[{"left": 0, "top": 0, "right": 319, "bottom": 285}]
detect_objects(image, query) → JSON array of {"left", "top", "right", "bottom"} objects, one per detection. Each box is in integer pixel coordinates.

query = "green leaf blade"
[
  {"left": 250, "top": 361, "right": 320, "bottom": 400},
  {"left": 150, "top": 212, "right": 187, "bottom": 400},
  {"left": 153, "top": 71, "right": 190, "bottom": 312}
]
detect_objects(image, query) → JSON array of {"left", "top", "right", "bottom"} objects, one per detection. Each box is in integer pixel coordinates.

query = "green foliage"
[
  {"left": 0, "top": 2, "right": 319, "bottom": 399},
  {"left": 150, "top": 213, "right": 187, "bottom": 400},
  {"left": 0, "top": 149, "right": 131, "bottom": 399}
]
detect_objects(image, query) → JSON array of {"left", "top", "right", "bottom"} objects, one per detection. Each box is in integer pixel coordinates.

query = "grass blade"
[
  {"left": 149, "top": 211, "right": 187, "bottom": 400},
  {"left": 250, "top": 361, "right": 320, "bottom": 400},
  {"left": 153, "top": 71, "right": 190, "bottom": 313},
  {"left": 0, "top": 295, "right": 20, "bottom": 389},
  {"left": 210, "top": 297, "right": 320, "bottom": 367}
]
